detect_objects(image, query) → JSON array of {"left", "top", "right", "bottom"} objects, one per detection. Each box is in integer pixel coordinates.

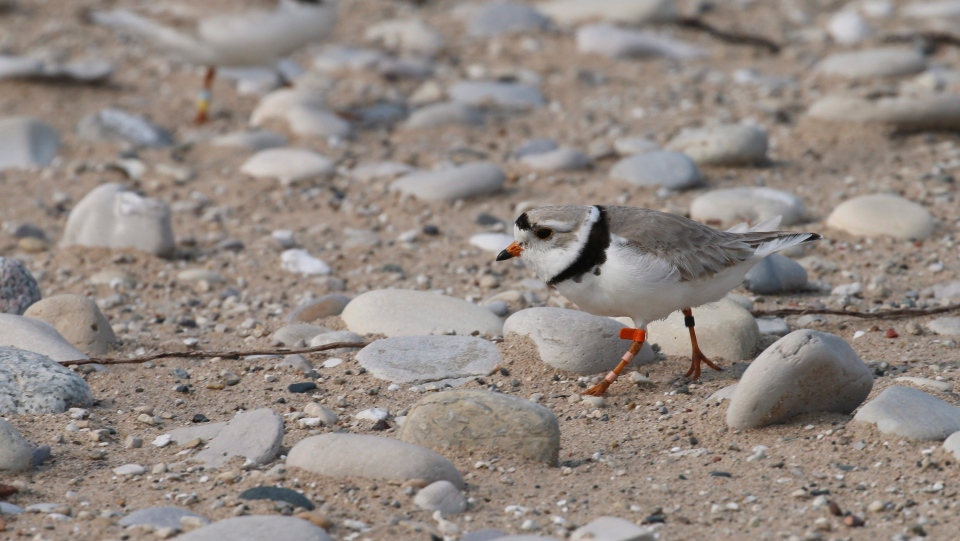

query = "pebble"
[
  {"left": 356, "top": 335, "right": 500, "bottom": 385},
  {"left": 175, "top": 515, "right": 331, "bottom": 541},
  {"left": 571, "top": 516, "right": 655, "bottom": 541},
  {"left": 648, "top": 298, "right": 759, "bottom": 362},
  {"left": 816, "top": 48, "right": 925, "bottom": 80},
  {"left": 271, "top": 324, "right": 331, "bottom": 347},
  {"left": 24, "top": 294, "right": 115, "bottom": 356},
  {"left": 391, "top": 162, "right": 505, "bottom": 201},
  {"left": 288, "top": 382, "right": 317, "bottom": 393},
  {"left": 210, "top": 130, "right": 288, "bottom": 151},
  {"left": 0, "top": 116, "right": 60, "bottom": 170},
  {"left": 807, "top": 93, "right": 960, "bottom": 130},
  {"left": 470, "top": 233, "right": 515, "bottom": 254},
  {"left": 743, "top": 254, "right": 809, "bottom": 295},
  {"left": 831, "top": 282, "right": 862, "bottom": 297},
  {"left": 238, "top": 486, "right": 314, "bottom": 511},
  {"left": 280, "top": 249, "right": 331, "bottom": 276},
  {"left": 726, "top": 330, "right": 873, "bottom": 429},
  {"left": 76, "top": 108, "right": 173, "bottom": 148},
  {"left": 0, "top": 314, "right": 92, "bottom": 363},
  {"left": 854, "top": 386, "right": 960, "bottom": 440},
  {"left": 250, "top": 89, "right": 351, "bottom": 139},
  {"left": 515, "top": 138, "right": 558, "bottom": 158},
  {"left": 414, "top": 480, "right": 467, "bottom": 515},
  {"left": 0, "top": 346, "right": 92, "bottom": 414},
  {"left": 520, "top": 148, "right": 591, "bottom": 172},
  {"left": 0, "top": 55, "right": 112, "bottom": 83},
  {"left": 404, "top": 101, "right": 483, "bottom": 129},
  {"left": 309, "top": 329, "right": 363, "bottom": 349},
  {"left": 118, "top": 507, "right": 210, "bottom": 530},
  {"left": 826, "top": 194, "right": 934, "bottom": 240},
  {"left": 348, "top": 161, "right": 415, "bottom": 182},
  {"left": 469, "top": 2, "right": 550, "bottom": 37},
  {"left": 756, "top": 317, "right": 790, "bottom": 336},
  {"left": 538, "top": 0, "right": 677, "bottom": 25},
  {"left": 364, "top": 18, "right": 444, "bottom": 56},
  {"left": 708, "top": 383, "right": 739, "bottom": 404},
  {"left": 943, "top": 431, "right": 960, "bottom": 460},
  {"left": 342, "top": 289, "right": 503, "bottom": 337},
  {"left": 924, "top": 281, "right": 960, "bottom": 300},
  {"left": 690, "top": 187, "right": 806, "bottom": 226},
  {"left": 287, "top": 433, "right": 464, "bottom": 487},
  {"left": 895, "top": 376, "right": 954, "bottom": 393},
  {"left": 399, "top": 389, "right": 560, "bottom": 465},
  {"left": 666, "top": 124, "right": 768, "bottom": 166},
  {"left": 113, "top": 464, "right": 146, "bottom": 476},
  {"left": 177, "top": 269, "right": 225, "bottom": 285},
  {"left": 576, "top": 24, "right": 702, "bottom": 60},
  {"left": 0, "top": 419, "right": 35, "bottom": 472},
  {"left": 0, "top": 257, "right": 41, "bottom": 315},
  {"left": 61, "top": 183, "right": 175, "bottom": 257},
  {"left": 303, "top": 403, "right": 338, "bottom": 425},
  {"left": 827, "top": 10, "right": 871, "bottom": 45},
  {"left": 278, "top": 354, "right": 312, "bottom": 373},
  {"left": 448, "top": 81, "right": 546, "bottom": 110},
  {"left": 927, "top": 317, "right": 960, "bottom": 335},
  {"left": 609, "top": 151, "right": 703, "bottom": 190},
  {"left": 191, "top": 408, "right": 284, "bottom": 468},
  {"left": 240, "top": 149, "right": 335, "bottom": 185},
  {"left": 504, "top": 308, "right": 655, "bottom": 374}
]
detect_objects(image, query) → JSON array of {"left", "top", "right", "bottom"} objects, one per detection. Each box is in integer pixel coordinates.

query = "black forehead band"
[{"left": 515, "top": 213, "right": 532, "bottom": 231}]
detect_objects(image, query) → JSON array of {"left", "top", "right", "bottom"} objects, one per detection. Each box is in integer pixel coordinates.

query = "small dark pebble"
[
  {"left": 276, "top": 397, "right": 286, "bottom": 404},
  {"left": 810, "top": 489, "right": 830, "bottom": 496},
  {"left": 770, "top": 461, "right": 785, "bottom": 468},
  {"left": 642, "top": 514, "right": 665, "bottom": 524},
  {"left": 191, "top": 414, "right": 209, "bottom": 423},
  {"left": 171, "top": 368, "right": 190, "bottom": 380},
  {"left": 381, "top": 264, "right": 403, "bottom": 274},
  {"left": 828, "top": 501, "right": 843, "bottom": 516},
  {"left": 885, "top": 328, "right": 898, "bottom": 338},
  {"left": 372, "top": 419, "right": 391, "bottom": 431},
  {"left": 499, "top": 367, "right": 510, "bottom": 376},
  {"left": 709, "top": 471, "right": 732, "bottom": 478},
  {"left": 689, "top": 436, "right": 699, "bottom": 445},
  {"left": 678, "top": 474, "right": 687, "bottom": 480},
  {"left": 834, "top": 464, "right": 855, "bottom": 472},
  {"left": 475, "top": 213, "right": 502, "bottom": 226},
  {"left": 422, "top": 224, "right": 440, "bottom": 235},
  {"left": 288, "top": 382, "right": 318, "bottom": 393},
  {"left": 239, "top": 486, "right": 314, "bottom": 511},
  {"left": 178, "top": 318, "right": 198, "bottom": 328},
  {"left": 675, "top": 385, "right": 690, "bottom": 394},
  {"left": 174, "top": 385, "right": 189, "bottom": 393},
  {"left": 598, "top": 414, "right": 609, "bottom": 422}
]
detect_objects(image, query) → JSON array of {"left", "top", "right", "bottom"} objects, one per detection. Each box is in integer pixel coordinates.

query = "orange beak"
[{"left": 496, "top": 242, "right": 522, "bottom": 261}]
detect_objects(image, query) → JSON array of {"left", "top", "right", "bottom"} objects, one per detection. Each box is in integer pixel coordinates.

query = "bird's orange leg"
[
  {"left": 681, "top": 308, "right": 722, "bottom": 380},
  {"left": 583, "top": 328, "right": 646, "bottom": 396},
  {"left": 194, "top": 66, "right": 216, "bottom": 124}
]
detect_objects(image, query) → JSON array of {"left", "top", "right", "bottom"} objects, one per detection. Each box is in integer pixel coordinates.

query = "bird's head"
[{"left": 496, "top": 205, "right": 598, "bottom": 282}]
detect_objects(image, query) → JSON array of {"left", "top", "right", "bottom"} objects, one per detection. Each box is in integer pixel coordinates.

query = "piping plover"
[
  {"left": 496, "top": 205, "right": 821, "bottom": 395},
  {"left": 89, "top": 0, "right": 339, "bottom": 123}
]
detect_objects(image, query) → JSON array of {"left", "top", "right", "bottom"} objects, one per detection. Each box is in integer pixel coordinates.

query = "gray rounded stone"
[
  {"left": 192, "top": 408, "right": 284, "bottom": 469},
  {"left": 176, "top": 516, "right": 330, "bottom": 541},
  {"left": 690, "top": 187, "right": 806, "bottom": 226},
  {"left": 520, "top": 148, "right": 591, "bottom": 172},
  {"left": 807, "top": 93, "right": 960, "bottom": 130},
  {"left": 24, "top": 294, "right": 115, "bottom": 356},
  {"left": 399, "top": 389, "right": 560, "bottom": 465},
  {"left": 404, "top": 101, "right": 483, "bottom": 129},
  {"left": 827, "top": 194, "right": 934, "bottom": 240},
  {"left": 648, "top": 298, "right": 759, "bottom": 362},
  {"left": 469, "top": 2, "right": 550, "bottom": 37},
  {"left": 77, "top": 108, "right": 173, "bottom": 148},
  {"left": 356, "top": 335, "right": 500, "bottom": 385},
  {"left": 503, "top": 308, "right": 654, "bottom": 374},
  {"left": 61, "top": 183, "right": 175, "bottom": 257},
  {"left": 0, "top": 419, "right": 35, "bottom": 472},
  {"left": 342, "top": 289, "right": 503, "bottom": 337},
  {"left": 743, "top": 254, "right": 809, "bottom": 295},
  {"left": 119, "top": 507, "right": 210, "bottom": 530},
  {"left": 286, "top": 295, "right": 351, "bottom": 322},
  {"left": 210, "top": 130, "right": 288, "bottom": 151},
  {"left": 855, "top": 386, "right": 960, "bottom": 440},
  {"left": 816, "top": 48, "right": 926, "bottom": 80},
  {"left": 576, "top": 24, "right": 702, "bottom": 60},
  {"left": 448, "top": 81, "right": 545, "bottom": 110},
  {"left": 666, "top": 124, "right": 768, "bottom": 166},
  {"left": 308, "top": 330, "right": 364, "bottom": 352},
  {"left": 514, "top": 138, "right": 558, "bottom": 158},
  {"left": 287, "top": 433, "right": 464, "bottom": 487},
  {"left": 413, "top": 480, "right": 467, "bottom": 515},
  {"left": 927, "top": 317, "right": 960, "bottom": 335},
  {"left": 944, "top": 431, "right": 960, "bottom": 460},
  {"left": 609, "top": 151, "right": 702, "bottom": 190},
  {"left": 0, "top": 116, "right": 60, "bottom": 170},
  {"left": 0, "top": 257, "right": 41, "bottom": 315},
  {"left": 0, "top": 315, "right": 88, "bottom": 363},
  {"left": 240, "top": 148, "right": 334, "bottom": 184},
  {"left": 571, "top": 516, "right": 655, "bottom": 541},
  {"left": 727, "top": 330, "right": 873, "bottom": 429},
  {"left": 270, "top": 324, "right": 331, "bottom": 347},
  {"left": 391, "top": 162, "right": 505, "bottom": 201},
  {"left": 0, "top": 347, "right": 93, "bottom": 414}
]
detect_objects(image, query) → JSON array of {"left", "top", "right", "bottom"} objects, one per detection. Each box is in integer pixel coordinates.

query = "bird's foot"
[
  {"left": 683, "top": 350, "right": 723, "bottom": 381},
  {"left": 582, "top": 380, "right": 610, "bottom": 396}
]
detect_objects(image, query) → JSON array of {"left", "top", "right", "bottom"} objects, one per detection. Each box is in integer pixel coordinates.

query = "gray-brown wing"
[{"left": 603, "top": 206, "right": 758, "bottom": 281}]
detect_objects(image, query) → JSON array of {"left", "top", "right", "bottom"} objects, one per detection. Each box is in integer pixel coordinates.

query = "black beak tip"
[{"left": 496, "top": 249, "right": 513, "bottom": 261}]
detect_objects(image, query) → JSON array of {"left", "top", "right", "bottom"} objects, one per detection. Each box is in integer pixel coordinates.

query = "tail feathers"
[
  {"left": 752, "top": 232, "right": 821, "bottom": 258},
  {"left": 726, "top": 215, "right": 783, "bottom": 234}
]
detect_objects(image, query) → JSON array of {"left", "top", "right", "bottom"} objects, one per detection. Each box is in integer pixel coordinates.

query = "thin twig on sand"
[
  {"left": 60, "top": 342, "right": 368, "bottom": 367},
  {"left": 752, "top": 303, "right": 960, "bottom": 320}
]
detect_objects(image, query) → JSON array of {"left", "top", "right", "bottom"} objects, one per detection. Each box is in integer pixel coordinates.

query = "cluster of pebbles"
[{"left": 3, "top": 0, "right": 960, "bottom": 540}]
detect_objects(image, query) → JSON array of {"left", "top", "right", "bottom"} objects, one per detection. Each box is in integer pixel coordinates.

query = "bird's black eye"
[{"left": 536, "top": 228, "right": 553, "bottom": 240}]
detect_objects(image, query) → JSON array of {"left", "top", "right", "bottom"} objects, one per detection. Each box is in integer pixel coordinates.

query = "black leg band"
[{"left": 684, "top": 315, "right": 695, "bottom": 328}]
